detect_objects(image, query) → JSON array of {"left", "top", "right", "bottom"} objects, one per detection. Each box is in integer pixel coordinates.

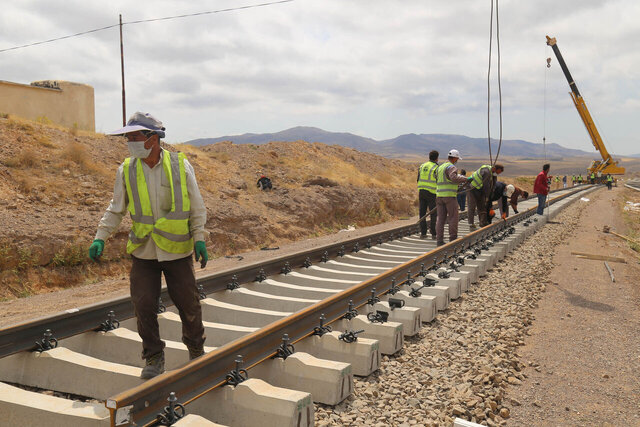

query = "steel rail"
[
  {"left": 0, "top": 185, "right": 587, "bottom": 359},
  {"left": 107, "top": 185, "right": 591, "bottom": 426}
]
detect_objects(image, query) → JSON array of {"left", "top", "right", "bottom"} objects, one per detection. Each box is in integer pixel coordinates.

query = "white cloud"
[{"left": 0, "top": 0, "right": 638, "bottom": 154}]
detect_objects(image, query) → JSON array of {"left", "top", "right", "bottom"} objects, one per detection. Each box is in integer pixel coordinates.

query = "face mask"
[{"left": 128, "top": 137, "right": 152, "bottom": 158}]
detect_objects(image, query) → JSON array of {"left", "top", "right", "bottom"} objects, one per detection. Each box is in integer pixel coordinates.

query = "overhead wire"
[
  {"left": 486, "top": 0, "right": 494, "bottom": 166},
  {"left": 486, "top": 0, "right": 503, "bottom": 167},
  {"left": 0, "top": 0, "right": 295, "bottom": 54}
]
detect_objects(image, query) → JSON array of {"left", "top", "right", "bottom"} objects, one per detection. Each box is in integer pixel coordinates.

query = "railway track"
[
  {"left": 0, "top": 185, "right": 597, "bottom": 427},
  {"left": 624, "top": 178, "right": 640, "bottom": 192}
]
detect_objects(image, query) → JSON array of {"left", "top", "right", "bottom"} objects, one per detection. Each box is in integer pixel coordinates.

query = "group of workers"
[{"left": 417, "top": 149, "right": 528, "bottom": 246}]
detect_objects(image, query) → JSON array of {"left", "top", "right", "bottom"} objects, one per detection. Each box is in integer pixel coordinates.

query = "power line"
[{"left": 0, "top": 0, "right": 295, "bottom": 54}]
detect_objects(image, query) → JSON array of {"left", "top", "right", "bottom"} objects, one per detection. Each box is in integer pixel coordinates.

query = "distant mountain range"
[{"left": 186, "top": 126, "right": 594, "bottom": 159}]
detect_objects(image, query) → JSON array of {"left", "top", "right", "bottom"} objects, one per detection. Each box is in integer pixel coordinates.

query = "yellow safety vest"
[
  {"left": 470, "top": 165, "right": 491, "bottom": 190},
  {"left": 417, "top": 161, "right": 438, "bottom": 193},
  {"left": 123, "top": 150, "right": 193, "bottom": 254},
  {"left": 607, "top": 175, "right": 613, "bottom": 182},
  {"left": 436, "top": 162, "right": 458, "bottom": 198}
]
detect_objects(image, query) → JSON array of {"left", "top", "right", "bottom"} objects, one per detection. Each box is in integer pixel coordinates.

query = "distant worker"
[
  {"left": 578, "top": 174, "right": 583, "bottom": 184},
  {"left": 590, "top": 172, "right": 596, "bottom": 184},
  {"left": 417, "top": 150, "right": 439, "bottom": 239},
  {"left": 435, "top": 149, "right": 469, "bottom": 246},
  {"left": 88, "top": 112, "right": 208, "bottom": 379},
  {"left": 571, "top": 174, "right": 576, "bottom": 187},
  {"left": 562, "top": 175, "right": 567, "bottom": 189},
  {"left": 457, "top": 169, "right": 467, "bottom": 212},
  {"left": 606, "top": 174, "right": 613, "bottom": 190},
  {"left": 597, "top": 170, "right": 602, "bottom": 182},
  {"left": 534, "top": 163, "right": 551, "bottom": 215},
  {"left": 468, "top": 163, "right": 504, "bottom": 228},
  {"left": 554, "top": 176, "right": 560, "bottom": 190},
  {"left": 257, "top": 175, "right": 273, "bottom": 190}
]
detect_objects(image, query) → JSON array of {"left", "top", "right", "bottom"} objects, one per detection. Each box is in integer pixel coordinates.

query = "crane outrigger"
[{"left": 546, "top": 35, "right": 625, "bottom": 181}]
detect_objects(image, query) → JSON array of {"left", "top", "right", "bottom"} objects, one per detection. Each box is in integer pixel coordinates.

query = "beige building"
[{"left": 0, "top": 80, "right": 95, "bottom": 131}]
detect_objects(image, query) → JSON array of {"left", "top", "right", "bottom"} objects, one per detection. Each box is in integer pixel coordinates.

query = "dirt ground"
[{"left": 506, "top": 186, "right": 640, "bottom": 426}]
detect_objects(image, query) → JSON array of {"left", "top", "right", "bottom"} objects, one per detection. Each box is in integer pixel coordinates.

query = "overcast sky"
[{"left": 2, "top": 0, "right": 638, "bottom": 155}]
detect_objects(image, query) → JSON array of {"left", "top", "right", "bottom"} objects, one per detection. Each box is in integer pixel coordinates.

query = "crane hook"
[{"left": 546, "top": 57, "right": 552, "bottom": 68}]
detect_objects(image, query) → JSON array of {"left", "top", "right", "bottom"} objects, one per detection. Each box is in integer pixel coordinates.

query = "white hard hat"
[
  {"left": 448, "top": 149, "right": 462, "bottom": 160},
  {"left": 505, "top": 184, "right": 515, "bottom": 197}
]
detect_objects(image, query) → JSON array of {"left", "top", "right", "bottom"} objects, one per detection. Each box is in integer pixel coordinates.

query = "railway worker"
[
  {"left": 606, "top": 174, "right": 613, "bottom": 190},
  {"left": 487, "top": 183, "right": 529, "bottom": 221},
  {"left": 88, "top": 112, "right": 208, "bottom": 379},
  {"left": 562, "top": 175, "right": 567, "bottom": 188},
  {"left": 534, "top": 164, "right": 551, "bottom": 215},
  {"left": 590, "top": 172, "right": 596, "bottom": 184},
  {"left": 571, "top": 174, "right": 576, "bottom": 187},
  {"left": 417, "top": 150, "right": 439, "bottom": 239},
  {"left": 457, "top": 169, "right": 467, "bottom": 212},
  {"left": 467, "top": 163, "right": 504, "bottom": 228},
  {"left": 435, "top": 149, "right": 469, "bottom": 246}
]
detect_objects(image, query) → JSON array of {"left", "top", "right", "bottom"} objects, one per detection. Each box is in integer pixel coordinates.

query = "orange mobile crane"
[{"left": 546, "top": 35, "right": 625, "bottom": 182}]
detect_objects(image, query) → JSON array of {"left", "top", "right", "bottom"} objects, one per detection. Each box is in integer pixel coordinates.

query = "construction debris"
[{"left": 570, "top": 252, "right": 626, "bottom": 263}]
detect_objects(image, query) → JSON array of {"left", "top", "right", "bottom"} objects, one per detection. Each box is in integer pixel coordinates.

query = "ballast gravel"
[{"left": 315, "top": 206, "right": 581, "bottom": 427}]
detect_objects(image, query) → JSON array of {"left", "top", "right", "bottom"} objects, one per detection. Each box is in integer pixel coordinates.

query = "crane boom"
[{"left": 546, "top": 35, "right": 625, "bottom": 177}]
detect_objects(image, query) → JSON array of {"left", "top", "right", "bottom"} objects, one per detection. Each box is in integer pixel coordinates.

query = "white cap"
[
  {"left": 448, "top": 149, "right": 462, "bottom": 159},
  {"left": 505, "top": 184, "right": 515, "bottom": 197}
]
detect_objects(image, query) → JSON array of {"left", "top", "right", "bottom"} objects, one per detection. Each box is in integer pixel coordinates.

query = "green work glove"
[
  {"left": 467, "top": 176, "right": 473, "bottom": 181},
  {"left": 88, "top": 239, "right": 105, "bottom": 261},
  {"left": 194, "top": 241, "right": 208, "bottom": 268}
]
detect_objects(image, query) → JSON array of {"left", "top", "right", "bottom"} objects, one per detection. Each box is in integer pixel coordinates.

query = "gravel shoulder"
[{"left": 506, "top": 186, "right": 640, "bottom": 426}]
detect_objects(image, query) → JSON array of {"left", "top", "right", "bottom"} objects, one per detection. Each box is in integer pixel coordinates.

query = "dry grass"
[{"left": 61, "top": 142, "right": 107, "bottom": 177}]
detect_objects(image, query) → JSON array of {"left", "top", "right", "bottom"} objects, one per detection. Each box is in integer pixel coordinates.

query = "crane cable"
[{"left": 486, "top": 0, "right": 503, "bottom": 167}]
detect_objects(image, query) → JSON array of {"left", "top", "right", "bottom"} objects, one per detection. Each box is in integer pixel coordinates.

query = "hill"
[
  {"left": 0, "top": 116, "right": 416, "bottom": 300},
  {"left": 187, "top": 126, "right": 593, "bottom": 159}
]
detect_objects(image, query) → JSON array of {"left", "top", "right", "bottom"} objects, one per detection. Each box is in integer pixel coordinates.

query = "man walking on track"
[
  {"left": 417, "top": 150, "right": 439, "bottom": 239},
  {"left": 435, "top": 149, "right": 469, "bottom": 246},
  {"left": 534, "top": 163, "right": 551, "bottom": 215},
  {"left": 88, "top": 112, "right": 209, "bottom": 379},
  {"left": 468, "top": 163, "right": 504, "bottom": 228}
]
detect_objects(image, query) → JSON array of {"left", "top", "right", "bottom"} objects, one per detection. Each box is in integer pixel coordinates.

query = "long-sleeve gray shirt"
[{"left": 95, "top": 150, "right": 207, "bottom": 261}]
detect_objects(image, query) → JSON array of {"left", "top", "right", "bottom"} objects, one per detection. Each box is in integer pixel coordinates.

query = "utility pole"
[{"left": 119, "top": 14, "right": 126, "bottom": 126}]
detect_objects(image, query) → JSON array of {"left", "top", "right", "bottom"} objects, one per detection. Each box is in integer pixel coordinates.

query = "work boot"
[
  {"left": 469, "top": 224, "right": 477, "bottom": 231},
  {"left": 188, "top": 346, "right": 205, "bottom": 360},
  {"left": 140, "top": 351, "right": 165, "bottom": 379},
  {"left": 419, "top": 234, "right": 427, "bottom": 239}
]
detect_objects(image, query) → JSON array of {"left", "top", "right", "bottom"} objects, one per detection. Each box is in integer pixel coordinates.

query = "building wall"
[{"left": 0, "top": 80, "right": 95, "bottom": 131}]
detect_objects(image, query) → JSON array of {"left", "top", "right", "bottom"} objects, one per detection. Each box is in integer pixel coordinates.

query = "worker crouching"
[
  {"left": 435, "top": 149, "right": 469, "bottom": 246},
  {"left": 468, "top": 163, "right": 504, "bottom": 228}
]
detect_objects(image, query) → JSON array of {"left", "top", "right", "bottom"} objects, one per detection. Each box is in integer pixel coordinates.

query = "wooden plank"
[{"left": 571, "top": 252, "right": 626, "bottom": 263}]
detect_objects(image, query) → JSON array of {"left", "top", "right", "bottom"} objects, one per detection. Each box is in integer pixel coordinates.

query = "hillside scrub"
[{"left": 0, "top": 116, "right": 417, "bottom": 300}]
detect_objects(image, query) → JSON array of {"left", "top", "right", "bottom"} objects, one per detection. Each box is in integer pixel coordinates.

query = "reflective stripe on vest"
[
  {"left": 607, "top": 176, "right": 613, "bottom": 182},
  {"left": 123, "top": 150, "right": 193, "bottom": 254},
  {"left": 436, "top": 162, "right": 458, "bottom": 197},
  {"left": 417, "top": 161, "right": 438, "bottom": 193},
  {"left": 470, "top": 165, "right": 491, "bottom": 190}
]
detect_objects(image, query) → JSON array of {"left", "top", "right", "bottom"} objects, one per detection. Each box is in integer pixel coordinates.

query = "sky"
[{"left": 1, "top": 0, "right": 639, "bottom": 155}]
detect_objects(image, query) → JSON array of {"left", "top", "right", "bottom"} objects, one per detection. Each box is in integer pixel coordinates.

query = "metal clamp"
[
  {"left": 281, "top": 262, "right": 292, "bottom": 275},
  {"left": 157, "top": 297, "right": 166, "bottom": 314},
  {"left": 388, "top": 297, "right": 405, "bottom": 310},
  {"left": 387, "top": 277, "right": 400, "bottom": 295},
  {"left": 339, "top": 329, "right": 365, "bottom": 343},
  {"left": 321, "top": 251, "right": 329, "bottom": 263},
  {"left": 438, "top": 269, "right": 450, "bottom": 279},
  {"left": 353, "top": 242, "right": 360, "bottom": 253},
  {"left": 377, "top": 237, "right": 383, "bottom": 245},
  {"left": 99, "top": 310, "right": 120, "bottom": 332},
  {"left": 313, "top": 314, "right": 332, "bottom": 336},
  {"left": 273, "top": 334, "right": 295, "bottom": 359},
  {"left": 197, "top": 284, "right": 206, "bottom": 300},
  {"left": 342, "top": 300, "right": 358, "bottom": 320},
  {"left": 405, "top": 271, "right": 415, "bottom": 286},
  {"left": 338, "top": 245, "right": 345, "bottom": 257},
  {"left": 366, "top": 238, "right": 372, "bottom": 249},
  {"left": 303, "top": 257, "right": 312, "bottom": 268},
  {"left": 367, "top": 288, "right": 380, "bottom": 306},
  {"left": 418, "top": 263, "right": 427, "bottom": 277},
  {"left": 227, "top": 274, "right": 240, "bottom": 290},
  {"left": 367, "top": 310, "right": 388, "bottom": 323},
  {"left": 226, "top": 355, "right": 249, "bottom": 386},
  {"left": 35, "top": 329, "right": 57, "bottom": 352},
  {"left": 255, "top": 268, "right": 267, "bottom": 283},
  {"left": 156, "top": 392, "right": 185, "bottom": 426}
]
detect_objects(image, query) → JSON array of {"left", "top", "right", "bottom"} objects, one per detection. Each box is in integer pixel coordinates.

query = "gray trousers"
[{"left": 436, "top": 197, "right": 459, "bottom": 244}]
